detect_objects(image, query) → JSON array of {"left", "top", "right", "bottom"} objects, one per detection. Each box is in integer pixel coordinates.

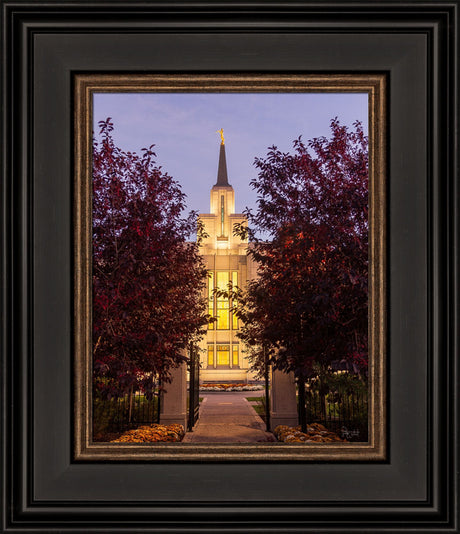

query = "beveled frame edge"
[{"left": 74, "top": 73, "right": 386, "bottom": 462}]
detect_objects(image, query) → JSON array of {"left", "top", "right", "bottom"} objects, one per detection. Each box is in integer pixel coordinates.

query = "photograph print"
[{"left": 75, "top": 75, "right": 386, "bottom": 460}]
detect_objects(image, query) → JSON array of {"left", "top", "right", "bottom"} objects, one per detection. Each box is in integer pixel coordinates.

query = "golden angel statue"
[{"left": 216, "top": 128, "right": 225, "bottom": 145}]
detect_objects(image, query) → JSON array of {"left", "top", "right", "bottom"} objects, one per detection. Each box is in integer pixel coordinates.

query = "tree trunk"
[
  {"left": 298, "top": 376, "right": 307, "bottom": 433},
  {"left": 320, "top": 392, "right": 327, "bottom": 422},
  {"left": 128, "top": 386, "right": 134, "bottom": 424},
  {"left": 264, "top": 347, "right": 271, "bottom": 432}
]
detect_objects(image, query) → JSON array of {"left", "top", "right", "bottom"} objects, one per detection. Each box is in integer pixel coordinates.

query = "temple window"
[
  {"left": 232, "top": 345, "right": 239, "bottom": 367},
  {"left": 216, "top": 271, "right": 230, "bottom": 330},
  {"left": 207, "top": 270, "right": 239, "bottom": 331},
  {"left": 207, "top": 344, "right": 214, "bottom": 366},
  {"left": 208, "top": 271, "right": 214, "bottom": 329},
  {"left": 232, "top": 271, "right": 238, "bottom": 329},
  {"left": 216, "top": 345, "right": 230, "bottom": 366}
]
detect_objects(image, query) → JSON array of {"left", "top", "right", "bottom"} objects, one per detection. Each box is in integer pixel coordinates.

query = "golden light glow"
[
  {"left": 208, "top": 271, "right": 214, "bottom": 330},
  {"left": 216, "top": 271, "right": 230, "bottom": 330},
  {"left": 217, "top": 345, "right": 230, "bottom": 365},
  {"left": 207, "top": 345, "right": 214, "bottom": 366},
  {"left": 216, "top": 271, "right": 229, "bottom": 288},
  {"left": 217, "top": 308, "right": 229, "bottom": 330},
  {"left": 207, "top": 271, "right": 239, "bottom": 331},
  {"left": 232, "top": 271, "right": 238, "bottom": 329},
  {"left": 232, "top": 345, "right": 239, "bottom": 366}
]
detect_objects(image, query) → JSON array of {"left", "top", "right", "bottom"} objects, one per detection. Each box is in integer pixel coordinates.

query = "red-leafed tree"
[
  {"left": 92, "top": 118, "right": 209, "bottom": 400},
  {"left": 233, "top": 118, "right": 368, "bottom": 429}
]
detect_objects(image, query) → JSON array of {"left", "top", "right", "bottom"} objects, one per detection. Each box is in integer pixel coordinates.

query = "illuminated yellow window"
[
  {"left": 217, "top": 307, "right": 229, "bottom": 329},
  {"left": 232, "top": 345, "right": 239, "bottom": 366},
  {"left": 208, "top": 271, "right": 214, "bottom": 330},
  {"left": 217, "top": 345, "right": 230, "bottom": 366},
  {"left": 232, "top": 271, "right": 238, "bottom": 329},
  {"left": 216, "top": 271, "right": 229, "bottom": 290},
  {"left": 216, "top": 272, "right": 230, "bottom": 330},
  {"left": 208, "top": 313, "right": 214, "bottom": 329},
  {"left": 207, "top": 345, "right": 214, "bottom": 366}
]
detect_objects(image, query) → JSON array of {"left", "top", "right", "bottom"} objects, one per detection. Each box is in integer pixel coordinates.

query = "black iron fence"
[
  {"left": 93, "top": 344, "right": 201, "bottom": 439},
  {"left": 301, "top": 375, "right": 368, "bottom": 442},
  {"left": 93, "top": 378, "right": 161, "bottom": 439}
]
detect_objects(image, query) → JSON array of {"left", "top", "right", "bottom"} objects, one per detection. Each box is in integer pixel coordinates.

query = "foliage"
[
  {"left": 273, "top": 423, "right": 345, "bottom": 443},
  {"left": 93, "top": 394, "right": 159, "bottom": 437},
  {"left": 232, "top": 118, "right": 369, "bottom": 380},
  {"left": 92, "top": 118, "right": 209, "bottom": 399},
  {"left": 199, "top": 383, "right": 263, "bottom": 391},
  {"left": 111, "top": 424, "right": 185, "bottom": 443},
  {"left": 304, "top": 368, "right": 368, "bottom": 439},
  {"left": 308, "top": 366, "right": 368, "bottom": 397}
]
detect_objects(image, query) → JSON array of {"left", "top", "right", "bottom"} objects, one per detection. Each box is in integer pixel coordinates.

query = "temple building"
[{"left": 198, "top": 130, "right": 258, "bottom": 382}]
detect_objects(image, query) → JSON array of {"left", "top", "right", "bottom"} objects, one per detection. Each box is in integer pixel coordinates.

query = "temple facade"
[{"left": 198, "top": 131, "right": 258, "bottom": 382}]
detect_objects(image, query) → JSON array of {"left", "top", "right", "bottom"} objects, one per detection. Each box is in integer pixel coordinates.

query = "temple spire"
[{"left": 214, "top": 129, "right": 231, "bottom": 187}]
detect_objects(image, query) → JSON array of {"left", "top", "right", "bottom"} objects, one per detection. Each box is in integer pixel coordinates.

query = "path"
[{"left": 182, "top": 391, "right": 276, "bottom": 443}]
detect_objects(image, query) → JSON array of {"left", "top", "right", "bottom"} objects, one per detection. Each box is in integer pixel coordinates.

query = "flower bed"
[
  {"left": 200, "top": 383, "right": 264, "bottom": 392},
  {"left": 274, "top": 423, "right": 346, "bottom": 443},
  {"left": 110, "top": 423, "right": 185, "bottom": 443}
]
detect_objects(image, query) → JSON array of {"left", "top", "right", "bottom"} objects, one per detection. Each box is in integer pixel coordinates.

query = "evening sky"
[{"left": 94, "top": 93, "right": 368, "bottom": 216}]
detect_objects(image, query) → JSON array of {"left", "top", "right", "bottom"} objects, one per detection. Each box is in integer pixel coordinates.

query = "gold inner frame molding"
[{"left": 74, "top": 74, "right": 386, "bottom": 461}]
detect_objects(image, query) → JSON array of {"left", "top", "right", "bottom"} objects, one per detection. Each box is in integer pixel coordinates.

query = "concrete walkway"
[{"left": 182, "top": 391, "right": 276, "bottom": 443}]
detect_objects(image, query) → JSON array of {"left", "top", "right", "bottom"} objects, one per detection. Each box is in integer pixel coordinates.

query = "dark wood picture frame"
[{"left": 1, "top": 1, "right": 458, "bottom": 532}]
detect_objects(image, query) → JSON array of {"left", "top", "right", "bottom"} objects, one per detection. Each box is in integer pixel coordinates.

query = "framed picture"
[
  {"left": 74, "top": 74, "right": 386, "bottom": 461},
  {"left": 1, "top": 1, "right": 458, "bottom": 532}
]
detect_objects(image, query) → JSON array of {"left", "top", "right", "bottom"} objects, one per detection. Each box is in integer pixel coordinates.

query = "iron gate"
[{"left": 187, "top": 342, "right": 200, "bottom": 431}]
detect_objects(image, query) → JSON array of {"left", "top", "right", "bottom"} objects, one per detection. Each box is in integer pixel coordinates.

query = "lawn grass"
[
  {"left": 252, "top": 403, "right": 265, "bottom": 418},
  {"left": 246, "top": 396, "right": 267, "bottom": 421}
]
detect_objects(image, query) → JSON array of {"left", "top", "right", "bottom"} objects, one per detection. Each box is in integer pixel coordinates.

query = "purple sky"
[{"left": 94, "top": 93, "right": 368, "bottom": 215}]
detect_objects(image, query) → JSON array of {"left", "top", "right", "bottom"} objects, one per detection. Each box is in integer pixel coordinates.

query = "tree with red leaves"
[
  {"left": 92, "top": 119, "right": 208, "bottom": 400},
  {"left": 233, "top": 118, "right": 368, "bottom": 430}
]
